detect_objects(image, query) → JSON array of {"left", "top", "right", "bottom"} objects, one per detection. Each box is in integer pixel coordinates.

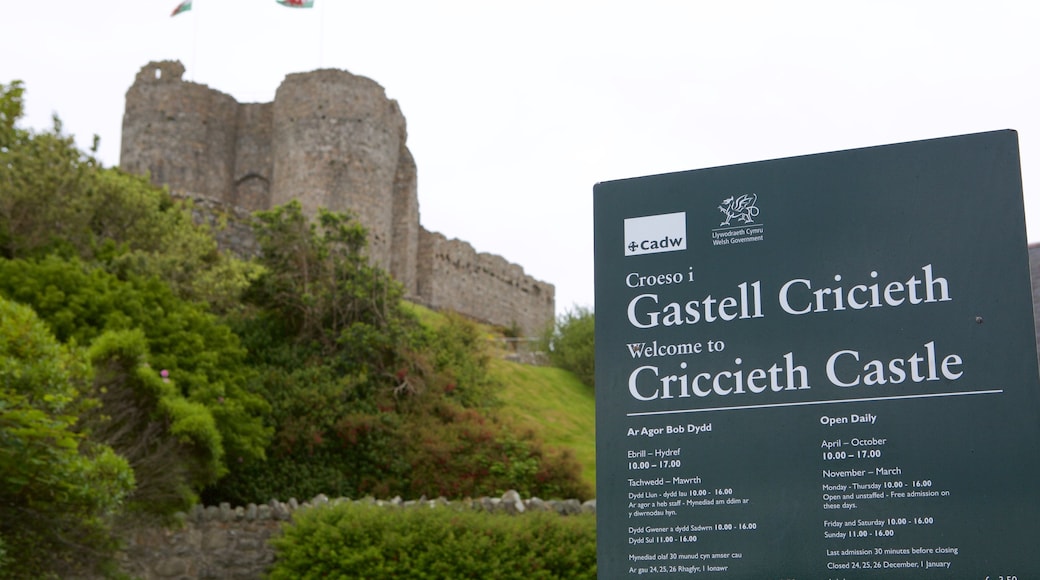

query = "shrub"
[
  {"left": 248, "top": 200, "right": 404, "bottom": 354},
  {"left": 269, "top": 502, "right": 597, "bottom": 579},
  {"left": 403, "top": 403, "right": 591, "bottom": 500},
  {"left": 202, "top": 204, "right": 591, "bottom": 505},
  {"left": 84, "top": 329, "right": 225, "bottom": 513},
  {"left": 0, "top": 80, "right": 261, "bottom": 311},
  {"left": 0, "top": 257, "right": 271, "bottom": 488},
  {"left": 0, "top": 296, "right": 134, "bottom": 578},
  {"left": 542, "top": 306, "right": 595, "bottom": 388}
]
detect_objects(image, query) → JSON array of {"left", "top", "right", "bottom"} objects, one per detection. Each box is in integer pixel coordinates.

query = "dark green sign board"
[{"left": 593, "top": 130, "right": 1040, "bottom": 578}]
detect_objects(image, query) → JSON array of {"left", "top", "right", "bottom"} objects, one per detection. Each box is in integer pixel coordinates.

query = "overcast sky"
[{"left": 4, "top": 1, "right": 1039, "bottom": 316}]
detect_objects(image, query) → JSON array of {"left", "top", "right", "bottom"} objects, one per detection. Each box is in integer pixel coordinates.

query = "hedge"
[{"left": 269, "top": 501, "right": 597, "bottom": 579}]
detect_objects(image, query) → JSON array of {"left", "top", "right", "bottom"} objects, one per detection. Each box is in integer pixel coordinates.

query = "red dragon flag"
[
  {"left": 277, "top": 0, "right": 315, "bottom": 7},
  {"left": 170, "top": 0, "right": 192, "bottom": 16}
]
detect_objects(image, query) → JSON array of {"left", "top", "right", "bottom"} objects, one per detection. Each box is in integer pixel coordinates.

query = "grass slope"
[
  {"left": 490, "top": 359, "right": 596, "bottom": 490},
  {"left": 404, "top": 301, "right": 596, "bottom": 492}
]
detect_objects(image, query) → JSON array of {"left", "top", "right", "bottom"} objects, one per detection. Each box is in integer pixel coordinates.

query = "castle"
[{"left": 120, "top": 61, "right": 554, "bottom": 336}]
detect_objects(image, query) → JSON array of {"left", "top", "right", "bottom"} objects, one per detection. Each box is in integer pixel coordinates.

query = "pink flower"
[{"left": 160, "top": 369, "right": 169, "bottom": 378}]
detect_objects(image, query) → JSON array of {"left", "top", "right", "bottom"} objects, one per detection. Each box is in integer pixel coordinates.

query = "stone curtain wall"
[
  {"left": 120, "top": 61, "right": 553, "bottom": 336},
  {"left": 418, "top": 228, "right": 555, "bottom": 337},
  {"left": 105, "top": 493, "right": 595, "bottom": 580}
]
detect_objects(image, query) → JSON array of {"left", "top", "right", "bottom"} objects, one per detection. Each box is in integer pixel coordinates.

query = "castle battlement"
[{"left": 121, "top": 61, "right": 554, "bottom": 336}]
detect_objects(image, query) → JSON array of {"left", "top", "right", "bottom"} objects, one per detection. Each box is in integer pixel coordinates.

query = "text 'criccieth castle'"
[{"left": 120, "top": 61, "right": 553, "bottom": 335}]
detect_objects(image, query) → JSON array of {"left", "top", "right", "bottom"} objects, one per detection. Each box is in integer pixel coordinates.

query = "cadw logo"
[{"left": 624, "top": 212, "right": 687, "bottom": 257}]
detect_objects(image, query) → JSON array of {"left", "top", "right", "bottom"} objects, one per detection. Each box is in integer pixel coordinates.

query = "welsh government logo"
[
  {"left": 718, "top": 193, "right": 759, "bottom": 226},
  {"left": 711, "top": 194, "right": 765, "bottom": 247},
  {"left": 624, "top": 212, "right": 687, "bottom": 257}
]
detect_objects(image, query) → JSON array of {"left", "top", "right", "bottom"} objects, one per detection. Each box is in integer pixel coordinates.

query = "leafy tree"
[
  {"left": 0, "top": 80, "right": 261, "bottom": 312},
  {"left": 247, "top": 200, "right": 403, "bottom": 355},
  {"left": 0, "top": 80, "right": 25, "bottom": 150},
  {"left": 0, "top": 296, "right": 134, "bottom": 578},
  {"left": 0, "top": 257, "right": 271, "bottom": 491},
  {"left": 205, "top": 204, "right": 591, "bottom": 504},
  {"left": 542, "top": 306, "right": 595, "bottom": 388}
]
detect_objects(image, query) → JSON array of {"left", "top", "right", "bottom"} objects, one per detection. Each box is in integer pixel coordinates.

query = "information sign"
[{"left": 593, "top": 130, "right": 1040, "bottom": 577}]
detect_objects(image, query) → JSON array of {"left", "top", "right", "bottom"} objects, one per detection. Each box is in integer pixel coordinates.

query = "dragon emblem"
[{"left": 718, "top": 194, "right": 759, "bottom": 226}]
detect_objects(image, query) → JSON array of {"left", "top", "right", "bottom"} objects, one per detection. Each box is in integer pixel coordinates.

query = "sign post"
[{"left": 593, "top": 130, "right": 1040, "bottom": 577}]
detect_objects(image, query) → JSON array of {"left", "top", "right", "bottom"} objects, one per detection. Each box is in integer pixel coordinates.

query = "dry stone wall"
[
  {"left": 120, "top": 61, "right": 553, "bottom": 335},
  {"left": 103, "top": 493, "right": 595, "bottom": 580}
]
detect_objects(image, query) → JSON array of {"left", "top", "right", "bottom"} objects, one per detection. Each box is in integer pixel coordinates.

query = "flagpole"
[
  {"left": 318, "top": 0, "right": 326, "bottom": 68},
  {"left": 191, "top": 6, "right": 198, "bottom": 80}
]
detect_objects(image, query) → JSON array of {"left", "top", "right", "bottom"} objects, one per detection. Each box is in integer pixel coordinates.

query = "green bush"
[
  {"left": 0, "top": 80, "right": 261, "bottom": 311},
  {"left": 0, "top": 296, "right": 134, "bottom": 578},
  {"left": 248, "top": 200, "right": 404, "bottom": 354},
  {"left": 0, "top": 257, "right": 271, "bottom": 493},
  {"left": 207, "top": 388, "right": 591, "bottom": 504},
  {"left": 84, "top": 329, "right": 225, "bottom": 513},
  {"left": 402, "top": 403, "right": 590, "bottom": 500},
  {"left": 269, "top": 502, "right": 597, "bottom": 579},
  {"left": 542, "top": 306, "right": 595, "bottom": 388},
  {"left": 205, "top": 205, "right": 590, "bottom": 505}
]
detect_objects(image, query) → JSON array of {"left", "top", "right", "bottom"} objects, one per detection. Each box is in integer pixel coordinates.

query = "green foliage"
[
  {"left": 492, "top": 359, "right": 597, "bottom": 489},
  {"left": 542, "top": 306, "right": 595, "bottom": 388},
  {"left": 0, "top": 257, "right": 271, "bottom": 486},
  {"left": 90, "top": 169, "right": 264, "bottom": 313},
  {"left": 0, "top": 80, "right": 24, "bottom": 149},
  {"left": 268, "top": 502, "right": 597, "bottom": 579},
  {"left": 84, "top": 329, "right": 225, "bottom": 514},
  {"left": 403, "top": 404, "right": 590, "bottom": 500},
  {"left": 208, "top": 357, "right": 590, "bottom": 503},
  {"left": 205, "top": 208, "right": 589, "bottom": 505},
  {"left": 249, "top": 200, "right": 403, "bottom": 353},
  {"left": 0, "top": 80, "right": 260, "bottom": 311},
  {"left": 418, "top": 311, "right": 498, "bottom": 408},
  {"left": 0, "top": 296, "right": 134, "bottom": 578},
  {"left": 3, "top": 80, "right": 592, "bottom": 528}
]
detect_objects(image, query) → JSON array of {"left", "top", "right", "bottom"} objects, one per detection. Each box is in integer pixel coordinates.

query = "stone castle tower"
[{"left": 121, "top": 61, "right": 553, "bottom": 335}]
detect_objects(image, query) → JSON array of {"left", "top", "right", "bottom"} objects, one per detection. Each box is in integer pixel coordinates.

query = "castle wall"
[
  {"left": 417, "top": 228, "right": 555, "bottom": 335},
  {"left": 271, "top": 69, "right": 407, "bottom": 275},
  {"left": 121, "top": 61, "right": 239, "bottom": 197},
  {"left": 391, "top": 146, "right": 420, "bottom": 295},
  {"left": 120, "top": 61, "right": 554, "bottom": 337},
  {"left": 231, "top": 102, "right": 273, "bottom": 212}
]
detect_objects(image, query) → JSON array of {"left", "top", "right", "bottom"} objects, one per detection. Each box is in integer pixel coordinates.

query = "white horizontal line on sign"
[{"left": 626, "top": 389, "right": 1005, "bottom": 417}]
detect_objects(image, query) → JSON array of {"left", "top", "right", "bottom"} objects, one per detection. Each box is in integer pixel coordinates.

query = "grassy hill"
[
  {"left": 405, "top": 302, "right": 596, "bottom": 492},
  {"left": 490, "top": 357, "right": 596, "bottom": 491}
]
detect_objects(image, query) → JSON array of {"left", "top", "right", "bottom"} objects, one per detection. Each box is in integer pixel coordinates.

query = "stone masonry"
[
  {"left": 120, "top": 61, "right": 554, "bottom": 335},
  {"left": 98, "top": 492, "right": 595, "bottom": 580}
]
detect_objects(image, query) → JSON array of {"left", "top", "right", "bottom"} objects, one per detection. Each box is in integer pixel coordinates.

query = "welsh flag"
[
  {"left": 170, "top": 0, "right": 192, "bottom": 16},
  {"left": 277, "top": 0, "right": 314, "bottom": 7}
]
